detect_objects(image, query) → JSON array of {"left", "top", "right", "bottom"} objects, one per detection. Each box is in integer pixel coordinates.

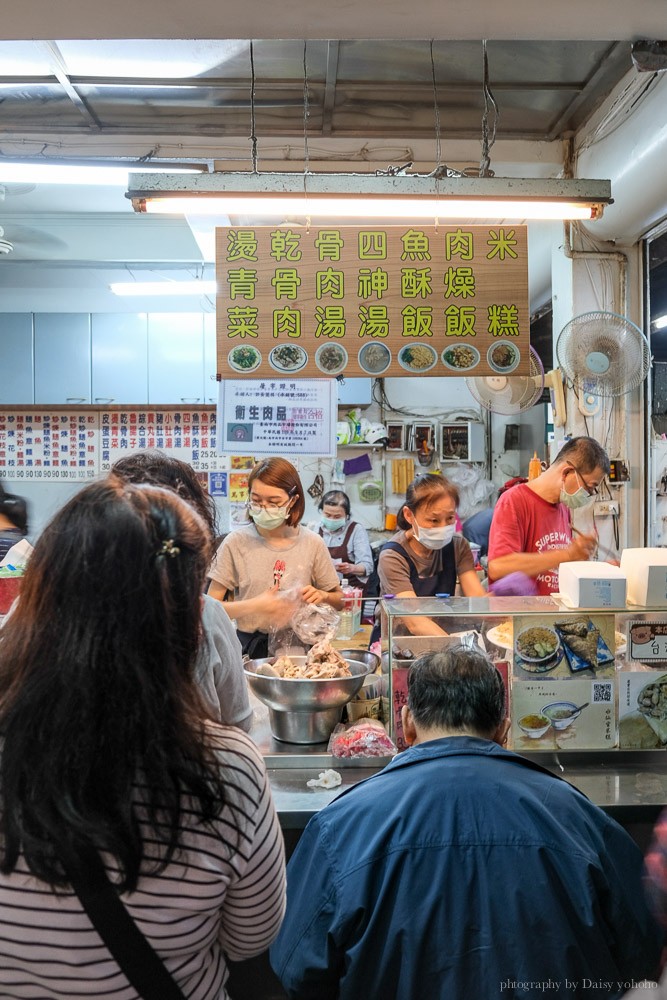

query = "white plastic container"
[
  {"left": 558, "top": 561, "right": 626, "bottom": 608},
  {"left": 621, "top": 548, "right": 667, "bottom": 606}
]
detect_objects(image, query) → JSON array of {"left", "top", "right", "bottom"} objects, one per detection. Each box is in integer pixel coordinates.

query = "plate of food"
[
  {"left": 442, "top": 344, "right": 481, "bottom": 372},
  {"left": 358, "top": 342, "right": 392, "bottom": 374},
  {"left": 316, "top": 343, "right": 348, "bottom": 375},
  {"left": 486, "top": 621, "right": 514, "bottom": 650},
  {"left": 227, "top": 344, "right": 262, "bottom": 373},
  {"left": 514, "top": 625, "right": 561, "bottom": 672},
  {"left": 269, "top": 343, "right": 308, "bottom": 373},
  {"left": 397, "top": 343, "right": 438, "bottom": 373},
  {"left": 487, "top": 341, "right": 520, "bottom": 374},
  {"left": 554, "top": 617, "right": 614, "bottom": 673}
]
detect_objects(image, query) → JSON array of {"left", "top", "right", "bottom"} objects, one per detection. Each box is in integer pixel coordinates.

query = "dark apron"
[
  {"left": 369, "top": 539, "right": 458, "bottom": 645},
  {"left": 320, "top": 521, "right": 367, "bottom": 594},
  {"left": 237, "top": 629, "right": 269, "bottom": 660},
  {"left": 382, "top": 540, "right": 457, "bottom": 597}
]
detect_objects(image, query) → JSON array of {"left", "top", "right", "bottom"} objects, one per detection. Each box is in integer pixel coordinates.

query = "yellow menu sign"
[{"left": 216, "top": 224, "right": 529, "bottom": 379}]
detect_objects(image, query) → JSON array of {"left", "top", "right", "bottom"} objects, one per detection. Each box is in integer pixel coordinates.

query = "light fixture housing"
[
  {"left": 127, "top": 170, "right": 613, "bottom": 221},
  {"left": 110, "top": 279, "right": 217, "bottom": 296}
]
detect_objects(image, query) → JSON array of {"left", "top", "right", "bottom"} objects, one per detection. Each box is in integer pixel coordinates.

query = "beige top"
[{"left": 208, "top": 524, "right": 340, "bottom": 633}]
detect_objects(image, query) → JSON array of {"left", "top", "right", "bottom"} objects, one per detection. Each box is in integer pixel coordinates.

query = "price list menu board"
[
  {"left": 100, "top": 409, "right": 226, "bottom": 473},
  {"left": 0, "top": 412, "right": 99, "bottom": 481}
]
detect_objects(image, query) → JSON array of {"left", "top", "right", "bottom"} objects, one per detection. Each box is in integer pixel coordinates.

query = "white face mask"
[
  {"left": 412, "top": 521, "right": 456, "bottom": 550},
  {"left": 248, "top": 504, "right": 291, "bottom": 530},
  {"left": 560, "top": 470, "right": 594, "bottom": 511}
]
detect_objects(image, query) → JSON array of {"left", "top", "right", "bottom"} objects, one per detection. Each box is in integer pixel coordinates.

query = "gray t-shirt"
[
  {"left": 195, "top": 594, "right": 252, "bottom": 731},
  {"left": 208, "top": 525, "right": 340, "bottom": 634}
]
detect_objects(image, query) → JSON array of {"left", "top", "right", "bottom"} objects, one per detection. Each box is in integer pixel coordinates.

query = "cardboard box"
[
  {"left": 559, "top": 561, "right": 626, "bottom": 608},
  {"left": 621, "top": 548, "right": 667, "bottom": 607}
]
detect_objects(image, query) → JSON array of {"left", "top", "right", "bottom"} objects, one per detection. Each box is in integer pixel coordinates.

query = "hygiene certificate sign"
[{"left": 217, "top": 378, "right": 337, "bottom": 456}]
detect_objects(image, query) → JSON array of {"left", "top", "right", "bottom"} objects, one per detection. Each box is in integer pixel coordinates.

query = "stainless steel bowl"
[{"left": 245, "top": 649, "right": 379, "bottom": 744}]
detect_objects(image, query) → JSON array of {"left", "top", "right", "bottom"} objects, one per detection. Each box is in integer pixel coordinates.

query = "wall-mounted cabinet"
[
  {"left": 91, "top": 313, "right": 148, "bottom": 405},
  {"left": 148, "top": 313, "right": 205, "bottom": 404},
  {"left": 34, "top": 313, "right": 91, "bottom": 404},
  {"left": 0, "top": 314, "right": 34, "bottom": 405}
]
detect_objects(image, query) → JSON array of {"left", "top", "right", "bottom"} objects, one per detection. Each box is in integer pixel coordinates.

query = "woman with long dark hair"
[{"left": 0, "top": 478, "right": 285, "bottom": 997}]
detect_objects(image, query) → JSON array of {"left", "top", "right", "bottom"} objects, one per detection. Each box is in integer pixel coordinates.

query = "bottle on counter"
[
  {"left": 336, "top": 579, "right": 363, "bottom": 640},
  {"left": 528, "top": 451, "right": 542, "bottom": 481}
]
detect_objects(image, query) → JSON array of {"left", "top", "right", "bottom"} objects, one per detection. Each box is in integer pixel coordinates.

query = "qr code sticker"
[{"left": 592, "top": 682, "right": 613, "bottom": 703}]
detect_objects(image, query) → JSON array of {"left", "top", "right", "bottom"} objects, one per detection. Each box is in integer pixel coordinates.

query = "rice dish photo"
[
  {"left": 358, "top": 342, "right": 391, "bottom": 374},
  {"left": 442, "top": 345, "right": 480, "bottom": 370},
  {"left": 398, "top": 344, "right": 437, "bottom": 371},
  {"left": 488, "top": 342, "right": 519, "bottom": 372},
  {"left": 515, "top": 625, "right": 559, "bottom": 662}
]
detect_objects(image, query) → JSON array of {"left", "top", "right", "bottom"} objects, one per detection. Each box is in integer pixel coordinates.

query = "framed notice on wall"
[
  {"left": 216, "top": 224, "right": 529, "bottom": 380},
  {"left": 217, "top": 378, "right": 337, "bottom": 456}
]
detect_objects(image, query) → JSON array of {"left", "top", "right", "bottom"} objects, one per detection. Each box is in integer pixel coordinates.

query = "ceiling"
[{"left": 0, "top": 1, "right": 665, "bottom": 313}]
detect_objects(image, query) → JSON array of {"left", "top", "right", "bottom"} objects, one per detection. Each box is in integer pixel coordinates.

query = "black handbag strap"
[{"left": 64, "top": 850, "right": 186, "bottom": 1000}]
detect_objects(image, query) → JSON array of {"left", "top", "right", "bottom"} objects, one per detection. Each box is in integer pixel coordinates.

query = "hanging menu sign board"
[
  {"left": 0, "top": 411, "right": 99, "bottom": 480},
  {"left": 216, "top": 224, "right": 529, "bottom": 379},
  {"left": 100, "top": 409, "right": 225, "bottom": 473}
]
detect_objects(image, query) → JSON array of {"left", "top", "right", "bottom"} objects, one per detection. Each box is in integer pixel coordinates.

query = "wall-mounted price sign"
[{"left": 216, "top": 224, "right": 529, "bottom": 380}]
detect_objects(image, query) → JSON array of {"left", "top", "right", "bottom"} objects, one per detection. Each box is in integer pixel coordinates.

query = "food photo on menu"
[
  {"left": 619, "top": 671, "right": 667, "bottom": 748},
  {"left": 510, "top": 614, "right": 617, "bottom": 680},
  {"left": 511, "top": 678, "right": 616, "bottom": 750}
]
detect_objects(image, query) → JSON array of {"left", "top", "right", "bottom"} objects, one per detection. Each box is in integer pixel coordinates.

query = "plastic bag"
[
  {"left": 327, "top": 719, "right": 398, "bottom": 759},
  {"left": 290, "top": 601, "right": 340, "bottom": 645}
]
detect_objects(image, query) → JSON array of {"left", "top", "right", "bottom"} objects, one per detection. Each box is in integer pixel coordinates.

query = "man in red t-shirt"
[{"left": 487, "top": 437, "right": 610, "bottom": 596}]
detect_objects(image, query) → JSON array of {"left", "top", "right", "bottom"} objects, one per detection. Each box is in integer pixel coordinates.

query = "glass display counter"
[{"left": 381, "top": 595, "right": 667, "bottom": 755}]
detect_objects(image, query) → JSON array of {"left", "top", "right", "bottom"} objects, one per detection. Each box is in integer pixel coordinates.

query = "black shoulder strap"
[{"left": 64, "top": 850, "right": 186, "bottom": 1000}]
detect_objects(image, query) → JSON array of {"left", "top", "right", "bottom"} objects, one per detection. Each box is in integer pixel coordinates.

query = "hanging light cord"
[
  {"left": 249, "top": 40, "right": 258, "bottom": 173},
  {"left": 303, "top": 40, "right": 310, "bottom": 176},
  {"left": 430, "top": 40, "right": 442, "bottom": 170},
  {"left": 479, "top": 39, "right": 499, "bottom": 178}
]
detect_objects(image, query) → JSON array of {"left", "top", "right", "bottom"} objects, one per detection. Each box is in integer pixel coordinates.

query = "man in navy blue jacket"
[{"left": 271, "top": 648, "right": 661, "bottom": 1000}]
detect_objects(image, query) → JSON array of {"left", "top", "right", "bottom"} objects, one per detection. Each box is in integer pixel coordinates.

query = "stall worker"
[
  {"left": 112, "top": 450, "right": 252, "bottom": 731},
  {"left": 0, "top": 478, "right": 285, "bottom": 996},
  {"left": 317, "top": 489, "right": 374, "bottom": 593},
  {"left": 378, "top": 473, "right": 484, "bottom": 636},
  {"left": 208, "top": 458, "right": 343, "bottom": 658},
  {"left": 487, "top": 436, "right": 609, "bottom": 596},
  {"left": 270, "top": 647, "right": 661, "bottom": 1000}
]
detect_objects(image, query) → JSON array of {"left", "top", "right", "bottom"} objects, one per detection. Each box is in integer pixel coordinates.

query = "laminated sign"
[{"left": 216, "top": 224, "right": 529, "bottom": 379}]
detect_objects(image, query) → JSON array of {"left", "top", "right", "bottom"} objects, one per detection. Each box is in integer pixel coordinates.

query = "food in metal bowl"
[
  {"left": 244, "top": 648, "right": 378, "bottom": 744},
  {"left": 257, "top": 640, "right": 351, "bottom": 679}
]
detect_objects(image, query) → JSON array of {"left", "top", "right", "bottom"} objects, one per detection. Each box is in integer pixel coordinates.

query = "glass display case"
[{"left": 381, "top": 595, "right": 667, "bottom": 754}]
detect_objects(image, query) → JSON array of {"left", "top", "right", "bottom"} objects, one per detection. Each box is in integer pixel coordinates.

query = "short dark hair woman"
[
  {"left": 208, "top": 458, "right": 343, "bottom": 658},
  {"left": 0, "top": 478, "right": 285, "bottom": 996}
]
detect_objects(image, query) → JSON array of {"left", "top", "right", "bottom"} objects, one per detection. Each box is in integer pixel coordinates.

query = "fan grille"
[
  {"left": 556, "top": 311, "right": 651, "bottom": 397},
  {"left": 465, "top": 347, "right": 544, "bottom": 415}
]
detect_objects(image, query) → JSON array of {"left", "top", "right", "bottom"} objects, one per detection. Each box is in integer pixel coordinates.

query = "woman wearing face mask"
[
  {"left": 208, "top": 459, "right": 343, "bottom": 658},
  {"left": 378, "top": 474, "right": 485, "bottom": 637},
  {"left": 488, "top": 436, "right": 609, "bottom": 596},
  {"left": 317, "top": 490, "right": 374, "bottom": 594}
]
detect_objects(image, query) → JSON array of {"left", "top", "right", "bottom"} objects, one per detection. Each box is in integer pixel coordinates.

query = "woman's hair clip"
[{"left": 157, "top": 538, "right": 181, "bottom": 558}]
